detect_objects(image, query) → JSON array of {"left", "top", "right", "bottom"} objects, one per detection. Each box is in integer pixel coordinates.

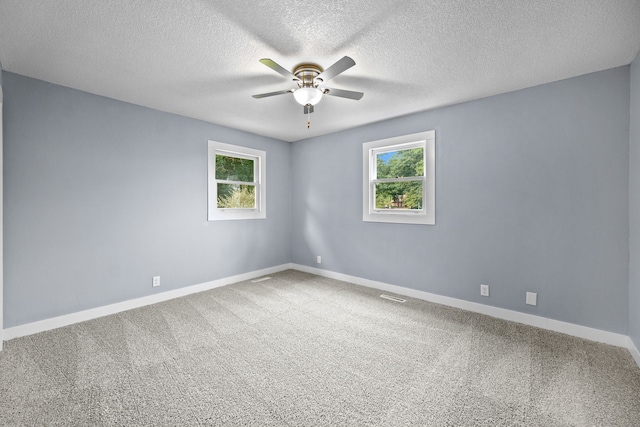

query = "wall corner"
[{"left": 628, "top": 50, "right": 640, "bottom": 360}]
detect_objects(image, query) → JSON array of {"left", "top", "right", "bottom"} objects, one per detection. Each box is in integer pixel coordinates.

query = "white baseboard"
[
  {"left": 3, "top": 263, "right": 293, "bottom": 341},
  {"left": 4, "top": 262, "right": 639, "bottom": 371},
  {"left": 292, "top": 264, "right": 631, "bottom": 349},
  {"left": 629, "top": 337, "right": 640, "bottom": 368}
]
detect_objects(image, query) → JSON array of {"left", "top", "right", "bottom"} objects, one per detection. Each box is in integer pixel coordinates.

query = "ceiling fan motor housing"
[{"left": 293, "top": 64, "right": 323, "bottom": 88}]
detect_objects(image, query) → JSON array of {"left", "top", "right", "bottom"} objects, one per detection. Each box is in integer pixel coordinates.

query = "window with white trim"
[
  {"left": 208, "top": 141, "right": 266, "bottom": 221},
  {"left": 363, "top": 130, "right": 435, "bottom": 225}
]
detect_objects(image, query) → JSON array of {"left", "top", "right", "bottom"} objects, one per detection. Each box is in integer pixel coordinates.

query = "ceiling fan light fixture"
[{"left": 293, "top": 87, "right": 323, "bottom": 106}]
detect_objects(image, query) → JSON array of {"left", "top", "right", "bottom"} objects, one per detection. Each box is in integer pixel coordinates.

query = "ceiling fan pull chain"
[{"left": 307, "top": 109, "right": 311, "bottom": 129}]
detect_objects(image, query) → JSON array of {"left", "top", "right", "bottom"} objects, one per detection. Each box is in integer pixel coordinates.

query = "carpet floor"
[{"left": 1, "top": 269, "right": 639, "bottom": 426}]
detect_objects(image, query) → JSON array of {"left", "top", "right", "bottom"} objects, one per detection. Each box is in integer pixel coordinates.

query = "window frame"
[
  {"left": 208, "top": 140, "right": 266, "bottom": 221},
  {"left": 362, "top": 130, "right": 435, "bottom": 225}
]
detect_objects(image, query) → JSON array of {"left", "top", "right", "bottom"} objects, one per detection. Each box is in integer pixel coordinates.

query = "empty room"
[{"left": 1, "top": 1, "right": 640, "bottom": 425}]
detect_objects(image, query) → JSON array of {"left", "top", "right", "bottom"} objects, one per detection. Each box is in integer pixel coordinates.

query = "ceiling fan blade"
[
  {"left": 315, "top": 56, "right": 356, "bottom": 83},
  {"left": 322, "top": 87, "right": 364, "bottom": 100},
  {"left": 259, "top": 58, "right": 300, "bottom": 82},
  {"left": 252, "top": 89, "right": 293, "bottom": 99}
]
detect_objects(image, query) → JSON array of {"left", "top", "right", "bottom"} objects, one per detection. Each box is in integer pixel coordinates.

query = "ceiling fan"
[{"left": 252, "top": 56, "right": 364, "bottom": 115}]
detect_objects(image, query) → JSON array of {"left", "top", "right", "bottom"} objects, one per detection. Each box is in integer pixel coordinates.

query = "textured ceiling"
[{"left": 1, "top": 1, "right": 639, "bottom": 142}]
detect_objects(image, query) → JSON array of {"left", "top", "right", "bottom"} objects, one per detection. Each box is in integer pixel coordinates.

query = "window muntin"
[
  {"left": 208, "top": 141, "right": 266, "bottom": 221},
  {"left": 363, "top": 131, "right": 435, "bottom": 225}
]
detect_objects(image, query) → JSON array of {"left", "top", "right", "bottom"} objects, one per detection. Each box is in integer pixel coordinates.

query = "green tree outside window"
[{"left": 375, "top": 147, "right": 424, "bottom": 209}]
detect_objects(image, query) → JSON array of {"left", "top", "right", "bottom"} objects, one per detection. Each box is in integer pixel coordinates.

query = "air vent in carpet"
[{"left": 380, "top": 294, "right": 406, "bottom": 303}]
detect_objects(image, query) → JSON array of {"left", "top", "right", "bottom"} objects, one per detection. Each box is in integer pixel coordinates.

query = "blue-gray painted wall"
[
  {"left": 292, "top": 66, "right": 630, "bottom": 334},
  {"left": 630, "top": 52, "right": 640, "bottom": 349},
  {"left": 2, "top": 72, "right": 292, "bottom": 328},
  {"left": 1, "top": 66, "right": 634, "bottom": 336}
]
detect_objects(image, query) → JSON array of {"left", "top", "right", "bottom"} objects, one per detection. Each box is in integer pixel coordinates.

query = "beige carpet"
[{"left": 1, "top": 269, "right": 639, "bottom": 426}]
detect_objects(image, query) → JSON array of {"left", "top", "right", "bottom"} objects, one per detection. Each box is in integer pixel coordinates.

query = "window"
[
  {"left": 363, "top": 130, "right": 435, "bottom": 225},
  {"left": 208, "top": 141, "right": 266, "bottom": 220}
]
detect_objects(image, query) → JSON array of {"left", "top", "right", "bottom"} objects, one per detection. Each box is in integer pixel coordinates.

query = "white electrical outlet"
[
  {"left": 316, "top": 255, "right": 322, "bottom": 264},
  {"left": 152, "top": 276, "right": 160, "bottom": 287},
  {"left": 526, "top": 291, "right": 537, "bottom": 306},
  {"left": 480, "top": 284, "right": 489, "bottom": 297}
]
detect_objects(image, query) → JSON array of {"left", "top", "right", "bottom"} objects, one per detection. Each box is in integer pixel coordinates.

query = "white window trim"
[
  {"left": 208, "top": 140, "right": 266, "bottom": 221},
  {"left": 362, "top": 130, "right": 435, "bottom": 225}
]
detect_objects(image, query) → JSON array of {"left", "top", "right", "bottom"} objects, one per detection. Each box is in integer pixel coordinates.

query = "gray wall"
[
  {"left": 2, "top": 72, "right": 292, "bottom": 328},
  {"left": 292, "top": 66, "right": 630, "bottom": 334},
  {"left": 2, "top": 65, "right": 635, "bottom": 337},
  {"left": 630, "top": 52, "right": 640, "bottom": 349}
]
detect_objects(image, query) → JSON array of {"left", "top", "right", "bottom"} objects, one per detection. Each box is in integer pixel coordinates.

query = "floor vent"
[
  {"left": 251, "top": 277, "right": 272, "bottom": 283},
  {"left": 380, "top": 294, "right": 406, "bottom": 303}
]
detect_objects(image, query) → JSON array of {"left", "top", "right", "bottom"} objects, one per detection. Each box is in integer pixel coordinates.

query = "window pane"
[
  {"left": 376, "top": 147, "right": 424, "bottom": 179},
  {"left": 375, "top": 181, "right": 423, "bottom": 210},
  {"left": 215, "top": 154, "right": 254, "bottom": 182},
  {"left": 217, "top": 184, "right": 256, "bottom": 208}
]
